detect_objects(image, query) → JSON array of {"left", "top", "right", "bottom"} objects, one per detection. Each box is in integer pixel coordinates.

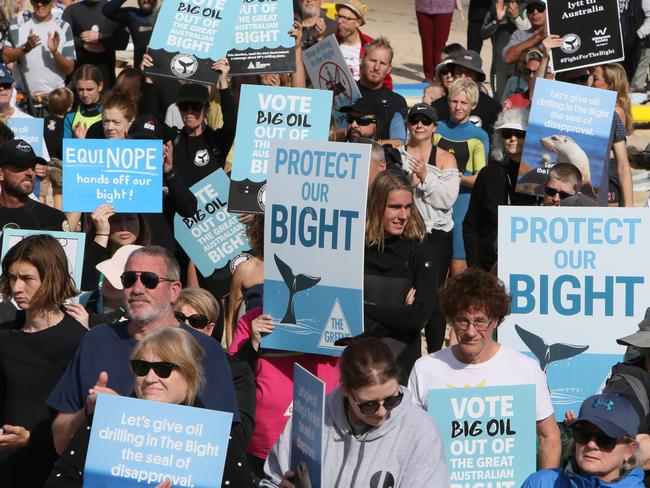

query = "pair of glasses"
[
  {"left": 346, "top": 114, "right": 377, "bottom": 126},
  {"left": 174, "top": 311, "right": 210, "bottom": 329},
  {"left": 438, "top": 66, "right": 453, "bottom": 77},
  {"left": 523, "top": 67, "right": 536, "bottom": 76},
  {"left": 355, "top": 391, "right": 404, "bottom": 414},
  {"left": 565, "top": 74, "right": 590, "bottom": 85},
  {"left": 408, "top": 116, "right": 434, "bottom": 126},
  {"left": 501, "top": 129, "right": 526, "bottom": 139},
  {"left": 178, "top": 102, "right": 204, "bottom": 113},
  {"left": 130, "top": 360, "right": 178, "bottom": 378},
  {"left": 573, "top": 426, "right": 618, "bottom": 451},
  {"left": 452, "top": 317, "right": 493, "bottom": 331},
  {"left": 120, "top": 271, "right": 176, "bottom": 289},
  {"left": 528, "top": 5, "right": 546, "bottom": 13},
  {"left": 544, "top": 186, "right": 573, "bottom": 200},
  {"left": 335, "top": 13, "right": 357, "bottom": 22}
]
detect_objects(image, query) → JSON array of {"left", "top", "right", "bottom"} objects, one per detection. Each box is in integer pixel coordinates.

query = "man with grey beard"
[
  {"left": 47, "top": 246, "right": 240, "bottom": 454},
  {"left": 297, "top": 0, "right": 337, "bottom": 50}
]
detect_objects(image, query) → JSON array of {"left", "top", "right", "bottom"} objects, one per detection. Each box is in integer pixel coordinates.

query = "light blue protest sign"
[
  {"left": 145, "top": 0, "right": 242, "bottom": 84},
  {"left": 227, "top": 0, "right": 295, "bottom": 75},
  {"left": 228, "top": 85, "right": 333, "bottom": 213},
  {"left": 84, "top": 394, "right": 233, "bottom": 488},
  {"left": 174, "top": 169, "right": 251, "bottom": 278},
  {"left": 1, "top": 229, "right": 85, "bottom": 288},
  {"left": 63, "top": 139, "right": 162, "bottom": 213},
  {"left": 8, "top": 117, "right": 48, "bottom": 159},
  {"left": 291, "top": 364, "right": 325, "bottom": 488},
  {"left": 261, "top": 139, "right": 369, "bottom": 356},
  {"left": 518, "top": 78, "right": 616, "bottom": 200},
  {"left": 428, "top": 384, "right": 536, "bottom": 488},
  {"left": 498, "top": 207, "right": 650, "bottom": 419}
]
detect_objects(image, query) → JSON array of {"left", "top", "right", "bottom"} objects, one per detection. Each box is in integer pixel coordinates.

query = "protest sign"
[
  {"left": 547, "top": 0, "right": 623, "bottom": 72},
  {"left": 291, "top": 364, "right": 325, "bottom": 488},
  {"left": 498, "top": 206, "right": 650, "bottom": 418},
  {"left": 227, "top": 0, "right": 295, "bottom": 75},
  {"left": 174, "top": 169, "right": 251, "bottom": 278},
  {"left": 261, "top": 139, "right": 369, "bottom": 355},
  {"left": 8, "top": 117, "right": 48, "bottom": 159},
  {"left": 84, "top": 394, "right": 233, "bottom": 487},
  {"left": 145, "top": 0, "right": 242, "bottom": 84},
  {"left": 518, "top": 78, "right": 616, "bottom": 199},
  {"left": 303, "top": 35, "right": 361, "bottom": 112},
  {"left": 1, "top": 229, "right": 85, "bottom": 287},
  {"left": 428, "top": 385, "right": 536, "bottom": 488},
  {"left": 62, "top": 139, "right": 163, "bottom": 213},
  {"left": 228, "top": 85, "right": 333, "bottom": 214}
]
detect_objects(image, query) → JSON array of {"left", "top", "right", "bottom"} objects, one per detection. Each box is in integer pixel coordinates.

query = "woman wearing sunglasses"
[
  {"left": 265, "top": 337, "right": 449, "bottom": 487},
  {"left": 399, "top": 103, "right": 458, "bottom": 352},
  {"left": 0, "top": 235, "right": 86, "bottom": 487},
  {"left": 522, "top": 393, "right": 644, "bottom": 488},
  {"left": 174, "top": 287, "right": 220, "bottom": 338},
  {"left": 47, "top": 327, "right": 255, "bottom": 487}
]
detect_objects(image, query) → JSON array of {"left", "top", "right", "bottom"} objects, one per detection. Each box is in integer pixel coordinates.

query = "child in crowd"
[{"left": 43, "top": 87, "right": 74, "bottom": 209}]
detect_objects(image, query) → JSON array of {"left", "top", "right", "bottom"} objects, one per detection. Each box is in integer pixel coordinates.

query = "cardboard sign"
[
  {"left": 227, "top": 0, "right": 295, "bottom": 75},
  {"left": 8, "top": 117, "right": 49, "bottom": 159},
  {"left": 518, "top": 78, "right": 616, "bottom": 198},
  {"left": 228, "top": 85, "right": 333, "bottom": 214},
  {"left": 84, "top": 394, "right": 233, "bottom": 487},
  {"left": 428, "top": 385, "right": 536, "bottom": 488},
  {"left": 145, "top": 0, "right": 242, "bottom": 85},
  {"left": 498, "top": 206, "right": 650, "bottom": 418},
  {"left": 1, "top": 229, "right": 85, "bottom": 288},
  {"left": 291, "top": 364, "right": 325, "bottom": 488},
  {"left": 261, "top": 139, "right": 369, "bottom": 355},
  {"left": 62, "top": 139, "right": 163, "bottom": 213},
  {"left": 547, "top": 0, "right": 624, "bottom": 72},
  {"left": 174, "top": 169, "right": 251, "bottom": 278}
]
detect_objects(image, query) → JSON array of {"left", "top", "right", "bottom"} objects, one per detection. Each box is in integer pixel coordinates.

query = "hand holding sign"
[
  {"left": 211, "top": 58, "right": 230, "bottom": 89},
  {"left": 542, "top": 35, "right": 563, "bottom": 56},
  {"left": 86, "top": 371, "right": 118, "bottom": 416}
]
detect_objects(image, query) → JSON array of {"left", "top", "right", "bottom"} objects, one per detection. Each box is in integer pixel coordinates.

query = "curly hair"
[{"left": 438, "top": 268, "right": 511, "bottom": 324}]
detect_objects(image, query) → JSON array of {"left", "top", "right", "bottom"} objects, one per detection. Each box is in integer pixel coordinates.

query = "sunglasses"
[
  {"left": 438, "top": 66, "right": 453, "bottom": 77},
  {"left": 178, "top": 102, "right": 204, "bottom": 112},
  {"left": 130, "top": 359, "right": 178, "bottom": 378},
  {"left": 408, "top": 116, "right": 434, "bottom": 126},
  {"left": 120, "top": 271, "right": 176, "bottom": 289},
  {"left": 544, "top": 186, "right": 574, "bottom": 200},
  {"left": 354, "top": 391, "right": 404, "bottom": 415},
  {"left": 565, "top": 74, "right": 590, "bottom": 85},
  {"left": 573, "top": 426, "right": 618, "bottom": 451},
  {"left": 528, "top": 5, "right": 546, "bottom": 13},
  {"left": 31, "top": 0, "right": 52, "bottom": 4},
  {"left": 523, "top": 67, "right": 537, "bottom": 76},
  {"left": 346, "top": 114, "right": 377, "bottom": 126},
  {"left": 501, "top": 129, "right": 526, "bottom": 139},
  {"left": 174, "top": 311, "right": 210, "bottom": 329},
  {"left": 0, "top": 83, "right": 12, "bottom": 90}
]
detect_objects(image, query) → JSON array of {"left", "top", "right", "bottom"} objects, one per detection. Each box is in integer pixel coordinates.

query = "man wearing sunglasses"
[
  {"left": 542, "top": 162, "right": 582, "bottom": 206},
  {"left": 409, "top": 268, "right": 562, "bottom": 469},
  {"left": 341, "top": 98, "right": 379, "bottom": 142},
  {"left": 502, "top": 0, "right": 547, "bottom": 65},
  {"left": 48, "top": 246, "right": 240, "bottom": 454}
]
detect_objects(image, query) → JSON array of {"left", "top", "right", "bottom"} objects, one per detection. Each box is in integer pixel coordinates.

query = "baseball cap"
[
  {"left": 617, "top": 308, "right": 650, "bottom": 348},
  {"left": 96, "top": 244, "right": 142, "bottom": 290},
  {"left": 0, "top": 64, "right": 13, "bottom": 85},
  {"left": 176, "top": 83, "right": 209, "bottom": 105},
  {"left": 525, "top": 49, "right": 543, "bottom": 63},
  {"left": 527, "top": 0, "right": 546, "bottom": 9},
  {"left": 335, "top": 0, "right": 366, "bottom": 25},
  {"left": 407, "top": 103, "right": 438, "bottom": 123},
  {"left": 494, "top": 120, "right": 527, "bottom": 132},
  {"left": 574, "top": 393, "right": 639, "bottom": 438},
  {"left": 0, "top": 139, "right": 46, "bottom": 169},
  {"left": 128, "top": 115, "right": 176, "bottom": 142},
  {"left": 448, "top": 50, "right": 486, "bottom": 82},
  {"left": 339, "top": 97, "right": 377, "bottom": 116}
]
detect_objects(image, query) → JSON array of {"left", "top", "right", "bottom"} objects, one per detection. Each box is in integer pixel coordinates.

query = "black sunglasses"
[
  {"left": 346, "top": 114, "right": 377, "bottom": 126},
  {"left": 355, "top": 391, "right": 404, "bottom": 415},
  {"left": 178, "top": 101, "right": 204, "bottom": 112},
  {"left": 544, "top": 186, "right": 573, "bottom": 200},
  {"left": 438, "top": 66, "right": 453, "bottom": 76},
  {"left": 573, "top": 426, "right": 618, "bottom": 450},
  {"left": 528, "top": 5, "right": 546, "bottom": 13},
  {"left": 0, "top": 83, "right": 12, "bottom": 90},
  {"left": 565, "top": 74, "right": 590, "bottom": 85},
  {"left": 523, "top": 67, "right": 536, "bottom": 76},
  {"left": 408, "top": 116, "right": 434, "bottom": 126},
  {"left": 174, "top": 311, "right": 210, "bottom": 329},
  {"left": 120, "top": 271, "right": 176, "bottom": 289},
  {"left": 130, "top": 359, "right": 178, "bottom": 378},
  {"left": 501, "top": 129, "right": 526, "bottom": 139}
]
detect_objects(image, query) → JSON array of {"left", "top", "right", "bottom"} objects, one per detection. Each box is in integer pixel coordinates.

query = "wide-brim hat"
[
  {"left": 335, "top": 0, "right": 366, "bottom": 25},
  {"left": 448, "top": 49, "right": 486, "bottom": 82},
  {"left": 617, "top": 307, "right": 650, "bottom": 348},
  {"left": 96, "top": 245, "right": 142, "bottom": 290}
]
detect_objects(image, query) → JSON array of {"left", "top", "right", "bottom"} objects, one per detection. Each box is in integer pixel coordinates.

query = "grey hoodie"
[{"left": 263, "top": 386, "right": 450, "bottom": 488}]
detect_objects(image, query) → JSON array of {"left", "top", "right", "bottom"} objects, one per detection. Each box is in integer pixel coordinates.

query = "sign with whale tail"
[
  {"left": 261, "top": 139, "right": 370, "bottom": 356},
  {"left": 498, "top": 206, "right": 650, "bottom": 419}
]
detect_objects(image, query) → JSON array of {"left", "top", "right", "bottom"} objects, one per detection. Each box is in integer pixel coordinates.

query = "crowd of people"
[{"left": 0, "top": 0, "right": 648, "bottom": 486}]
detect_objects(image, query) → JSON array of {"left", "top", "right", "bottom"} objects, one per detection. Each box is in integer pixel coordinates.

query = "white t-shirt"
[
  {"left": 408, "top": 345, "right": 554, "bottom": 422},
  {"left": 339, "top": 42, "right": 362, "bottom": 80}
]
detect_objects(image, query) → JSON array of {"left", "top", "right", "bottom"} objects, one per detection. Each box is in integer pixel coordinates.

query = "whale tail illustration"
[
  {"left": 515, "top": 324, "right": 589, "bottom": 371},
  {"left": 274, "top": 254, "right": 321, "bottom": 324}
]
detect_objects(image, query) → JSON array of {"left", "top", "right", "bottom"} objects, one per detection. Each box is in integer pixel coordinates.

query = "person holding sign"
[
  {"left": 408, "top": 268, "right": 562, "bottom": 468},
  {"left": 264, "top": 337, "right": 450, "bottom": 487},
  {"left": 0, "top": 234, "right": 86, "bottom": 487},
  {"left": 522, "top": 393, "right": 644, "bottom": 487},
  {"left": 47, "top": 327, "right": 255, "bottom": 488}
]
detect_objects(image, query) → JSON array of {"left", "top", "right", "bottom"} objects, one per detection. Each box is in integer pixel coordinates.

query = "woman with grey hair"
[{"left": 463, "top": 108, "right": 537, "bottom": 271}]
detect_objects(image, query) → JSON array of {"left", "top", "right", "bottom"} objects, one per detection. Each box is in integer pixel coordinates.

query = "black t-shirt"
[
  {"left": 44, "top": 116, "right": 64, "bottom": 160},
  {"left": 102, "top": 0, "right": 153, "bottom": 68},
  {"left": 358, "top": 85, "right": 408, "bottom": 140},
  {"left": 0, "top": 200, "right": 67, "bottom": 243},
  {"left": 432, "top": 91, "right": 502, "bottom": 137}
]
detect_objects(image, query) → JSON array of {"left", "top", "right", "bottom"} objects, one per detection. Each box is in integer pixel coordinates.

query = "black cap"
[
  {"left": 408, "top": 103, "right": 438, "bottom": 122},
  {"left": 0, "top": 139, "right": 46, "bottom": 169},
  {"left": 176, "top": 83, "right": 209, "bottom": 105},
  {"left": 339, "top": 97, "right": 377, "bottom": 116},
  {"left": 448, "top": 49, "right": 486, "bottom": 82},
  {"left": 128, "top": 115, "right": 176, "bottom": 142}
]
